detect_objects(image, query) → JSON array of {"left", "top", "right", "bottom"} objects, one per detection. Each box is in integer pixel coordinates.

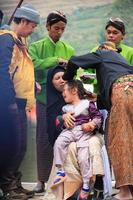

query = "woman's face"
[
  {"left": 52, "top": 71, "right": 65, "bottom": 92},
  {"left": 105, "top": 25, "right": 124, "bottom": 45}
]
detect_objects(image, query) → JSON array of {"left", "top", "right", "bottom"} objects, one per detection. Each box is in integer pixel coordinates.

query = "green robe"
[
  {"left": 29, "top": 36, "right": 74, "bottom": 104},
  {"left": 119, "top": 43, "right": 133, "bottom": 66}
]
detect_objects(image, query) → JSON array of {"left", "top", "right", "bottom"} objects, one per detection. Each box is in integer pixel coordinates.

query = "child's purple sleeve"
[{"left": 88, "top": 101, "right": 103, "bottom": 128}]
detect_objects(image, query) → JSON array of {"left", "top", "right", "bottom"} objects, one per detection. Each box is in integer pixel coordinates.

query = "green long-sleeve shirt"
[
  {"left": 29, "top": 36, "right": 74, "bottom": 104},
  {"left": 119, "top": 43, "right": 133, "bottom": 66}
]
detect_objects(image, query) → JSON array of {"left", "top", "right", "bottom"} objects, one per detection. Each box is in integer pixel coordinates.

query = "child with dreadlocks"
[{"left": 51, "top": 79, "right": 104, "bottom": 200}]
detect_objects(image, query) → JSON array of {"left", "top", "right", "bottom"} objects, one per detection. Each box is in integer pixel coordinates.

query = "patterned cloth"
[{"left": 108, "top": 78, "right": 133, "bottom": 188}]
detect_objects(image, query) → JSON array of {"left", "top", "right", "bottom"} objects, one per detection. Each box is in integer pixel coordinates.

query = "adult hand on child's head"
[
  {"left": 58, "top": 58, "right": 68, "bottom": 67},
  {"left": 63, "top": 112, "right": 75, "bottom": 129},
  {"left": 63, "top": 60, "right": 79, "bottom": 80},
  {"left": 82, "top": 121, "right": 96, "bottom": 133}
]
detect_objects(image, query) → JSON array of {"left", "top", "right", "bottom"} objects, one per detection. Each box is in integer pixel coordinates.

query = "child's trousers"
[{"left": 54, "top": 125, "right": 93, "bottom": 183}]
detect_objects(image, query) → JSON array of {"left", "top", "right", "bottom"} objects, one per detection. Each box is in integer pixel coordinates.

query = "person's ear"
[
  {"left": 46, "top": 24, "right": 50, "bottom": 31},
  {"left": 121, "top": 33, "right": 125, "bottom": 40},
  {"left": 72, "top": 88, "right": 77, "bottom": 95}
]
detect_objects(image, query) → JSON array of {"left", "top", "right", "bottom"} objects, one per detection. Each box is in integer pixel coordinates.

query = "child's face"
[{"left": 62, "top": 84, "right": 75, "bottom": 103}]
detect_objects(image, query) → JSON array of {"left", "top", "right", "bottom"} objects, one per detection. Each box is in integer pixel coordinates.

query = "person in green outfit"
[
  {"left": 84, "top": 18, "right": 133, "bottom": 198},
  {"left": 29, "top": 10, "right": 74, "bottom": 193},
  {"left": 105, "top": 17, "right": 133, "bottom": 65},
  {"left": 91, "top": 17, "right": 133, "bottom": 65},
  {"left": 84, "top": 17, "right": 133, "bottom": 94}
]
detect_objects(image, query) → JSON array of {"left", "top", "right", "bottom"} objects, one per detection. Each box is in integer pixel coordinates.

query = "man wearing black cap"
[
  {"left": 88, "top": 17, "right": 133, "bottom": 93},
  {"left": 62, "top": 41, "right": 133, "bottom": 200},
  {"left": 82, "top": 18, "right": 133, "bottom": 199},
  {"left": 91, "top": 17, "right": 133, "bottom": 65},
  {"left": 0, "top": 4, "right": 40, "bottom": 200},
  {"left": 105, "top": 17, "right": 133, "bottom": 65},
  {"left": 29, "top": 10, "right": 74, "bottom": 193}
]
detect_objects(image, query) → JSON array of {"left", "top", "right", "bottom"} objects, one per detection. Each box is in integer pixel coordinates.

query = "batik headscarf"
[
  {"left": 105, "top": 17, "right": 125, "bottom": 35},
  {"left": 46, "top": 10, "right": 67, "bottom": 26}
]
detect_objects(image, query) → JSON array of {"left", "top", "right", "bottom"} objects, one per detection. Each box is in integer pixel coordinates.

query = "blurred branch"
[{"left": 8, "top": 0, "right": 24, "bottom": 25}]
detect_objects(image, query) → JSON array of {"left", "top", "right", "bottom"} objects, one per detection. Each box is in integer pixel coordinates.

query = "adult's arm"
[
  {"left": 29, "top": 43, "right": 66, "bottom": 70},
  {"left": 0, "top": 34, "right": 16, "bottom": 105},
  {"left": 55, "top": 112, "right": 75, "bottom": 131},
  {"left": 63, "top": 52, "right": 102, "bottom": 80},
  {"left": 62, "top": 112, "right": 75, "bottom": 129}
]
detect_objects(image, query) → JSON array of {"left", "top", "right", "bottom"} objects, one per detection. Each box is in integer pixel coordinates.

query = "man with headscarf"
[
  {"left": 0, "top": 4, "right": 40, "bottom": 200},
  {"left": 85, "top": 17, "right": 133, "bottom": 94},
  {"left": 92, "top": 17, "right": 133, "bottom": 65},
  {"left": 105, "top": 17, "right": 133, "bottom": 65},
  {"left": 63, "top": 41, "right": 133, "bottom": 200},
  {"left": 84, "top": 20, "right": 133, "bottom": 197},
  {"left": 83, "top": 18, "right": 133, "bottom": 198},
  {"left": 29, "top": 10, "right": 74, "bottom": 193}
]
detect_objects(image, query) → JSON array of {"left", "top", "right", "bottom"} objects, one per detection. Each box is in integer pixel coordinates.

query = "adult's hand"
[
  {"left": 63, "top": 112, "right": 75, "bottom": 129},
  {"left": 63, "top": 60, "right": 79, "bottom": 80},
  {"left": 58, "top": 58, "right": 68, "bottom": 67}
]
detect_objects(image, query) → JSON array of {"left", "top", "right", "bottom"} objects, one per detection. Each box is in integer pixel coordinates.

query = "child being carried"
[{"left": 51, "top": 80, "right": 104, "bottom": 200}]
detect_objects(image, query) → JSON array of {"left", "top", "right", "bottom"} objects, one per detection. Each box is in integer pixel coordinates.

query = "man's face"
[
  {"left": 47, "top": 21, "right": 66, "bottom": 42},
  {"left": 105, "top": 25, "right": 124, "bottom": 45},
  {"left": 18, "top": 19, "right": 37, "bottom": 37}
]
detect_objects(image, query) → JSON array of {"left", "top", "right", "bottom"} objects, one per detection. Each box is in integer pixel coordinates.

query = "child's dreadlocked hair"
[{"left": 66, "top": 79, "right": 88, "bottom": 99}]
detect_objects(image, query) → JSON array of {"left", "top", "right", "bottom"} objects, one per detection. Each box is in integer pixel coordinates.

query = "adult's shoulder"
[
  {"left": 29, "top": 36, "right": 48, "bottom": 47},
  {"left": 120, "top": 43, "right": 133, "bottom": 57},
  {"left": 95, "top": 49, "right": 122, "bottom": 62},
  {"left": 0, "top": 31, "right": 15, "bottom": 47},
  {"left": 60, "top": 40, "right": 74, "bottom": 51},
  {"left": 120, "top": 43, "right": 133, "bottom": 65},
  {"left": 91, "top": 45, "right": 99, "bottom": 53},
  {"left": 120, "top": 43, "right": 133, "bottom": 51}
]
